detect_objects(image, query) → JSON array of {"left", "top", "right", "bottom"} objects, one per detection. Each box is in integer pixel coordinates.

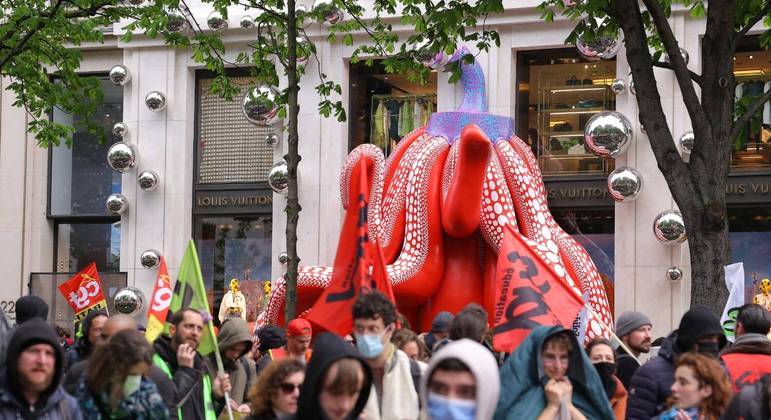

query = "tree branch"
[
  {"left": 0, "top": 0, "right": 65, "bottom": 71},
  {"left": 735, "top": 1, "right": 770, "bottom": 43},
  {"left": 652, "top": 60, "right": 703, "bottom": 86},
  {"left": 730, "top": 88, "right": 771, "bottom": 140}
]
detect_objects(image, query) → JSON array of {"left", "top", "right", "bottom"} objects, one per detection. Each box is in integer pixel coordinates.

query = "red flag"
[
  {"left": 492, "top": 224, "right": 584, "bottom": 353},
  {"left": 145, "top": 257, "right": 173, "bottom": 342},
  {"left": 57, "top": 262, "right": 108, "bottom": 323},
  {"left": 306, "top": 158, "right": 394, "bottom": 336}
]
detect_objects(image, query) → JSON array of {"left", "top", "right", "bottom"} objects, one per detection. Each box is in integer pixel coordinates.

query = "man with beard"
[
  {"left": 259, "top": 318, "right": 313, "bottom": 371},
  {"left": 153, "top": 308, "right": 231, "bottom": 420},
  {"left": 209, "top": 318, "right": 255, "bottom": 414},
  {"left": 614, "top": 311, "right": 653, "bottom": 388},
  {"left": 0, "top": 318, "right": 82, "bottom": 418}
]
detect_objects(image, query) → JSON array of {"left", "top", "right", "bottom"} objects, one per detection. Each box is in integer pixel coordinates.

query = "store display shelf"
[{"left": 541, "top": 107, "right": 605, "bottom": 115}]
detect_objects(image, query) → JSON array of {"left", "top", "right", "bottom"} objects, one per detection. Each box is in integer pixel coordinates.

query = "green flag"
[{"left": 163, "top": 239, "right": 218, "bottom": 356}]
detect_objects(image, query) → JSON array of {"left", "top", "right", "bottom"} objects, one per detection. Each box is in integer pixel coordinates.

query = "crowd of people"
[{"left": 0, "top": 291, "right": 769, "bottom": 419}]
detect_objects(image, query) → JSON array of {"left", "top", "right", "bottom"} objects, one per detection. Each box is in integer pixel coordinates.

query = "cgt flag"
[
  {"left": 492, "top": 224, "right": 585, "bottom": 353},
  {"left": 58, "top": 262, "right": 108, "bottom": 323},
  {"left": 306, "top": 157, "right": 394, "bottom": 336},
  {"left": 161, "top": 240, "right": 218, "bottom": 355},
  {"left": 145, "top": 257, "right": 173, "bottom": 343}
]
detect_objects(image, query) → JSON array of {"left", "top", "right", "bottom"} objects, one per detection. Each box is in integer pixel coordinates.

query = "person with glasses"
[{"left": 247, "top": 358, "right": 304, "bottom": 420}]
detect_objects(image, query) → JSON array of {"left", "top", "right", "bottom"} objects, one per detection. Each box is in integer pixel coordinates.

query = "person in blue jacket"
[{"left": 494, "top": 326, "right": 614, "bottom": 420}]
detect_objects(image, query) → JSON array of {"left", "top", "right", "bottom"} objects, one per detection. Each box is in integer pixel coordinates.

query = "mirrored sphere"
[
  {"left": 106, "top": 193, "right": 129, "bottom": 214},
  {"left": 240, "top": 15, "right": 255, "bottom": 29},
  {"left": 166, "top": 12, "right": 189, "bottom": 33},
  {"left": 278, "top": 252, "right": 289, "bottom": 265},
  {"left": 145, "top": 91, "right": 167, "bottom": 111},
  {"left": 667, "top": 266, "right": 683, "bottom": 282},
  {"left": 653, "top": 210, "right": 687, "bottom": 244},
  {"left": 137, "top": 170, "right": 160, "bottom": 191},
  {"left": 679, "top": 131, "right": 695, "bottom": 153},
  {"left": 607, "top": 167, "right": 643, "bottom": 202},
  {"left": 665, "top": 47, "right": 689, "bottom": 65},
  {"left": 312, "top": 0, "right": 344, "bottom": 24},
  {"left": 114, "top": 287, "right": 145, "bottom": 315},
  {"left": 576, "top": 22, "right": 621, "bottom": 60},
  {"left": 610, "top": 78, "right": 626, "bottom": 95},
  {"left": 207, "top": 11, "right": 228, "bottom": 32},
  {"left": 266, "top": 132, "right": 280, "bottom": 147},
  {"left": 108, "top": 65, "right": 131, "bottom": 86},
  {"left": 112, "top": 122, "right": 128, "bottom": 138},
  {"left": 107, "top": 142, "right": 137, "bottom": 172},
  {"left": 268, "top": 161, "right": 289, "bottom": 194},
  {"left": 584, "top": 111, "right": 633, "bottom": 158},
  {"left": 242, "top": 85, "right": 280, "bottom": 126},
  {"left": 140, "top": 249, "right": 162, "bottom": 269}
]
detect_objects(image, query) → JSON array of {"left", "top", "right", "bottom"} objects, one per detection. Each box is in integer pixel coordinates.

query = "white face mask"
[{"left": 123, "top": 374, "right": 142, "bottom": 399}]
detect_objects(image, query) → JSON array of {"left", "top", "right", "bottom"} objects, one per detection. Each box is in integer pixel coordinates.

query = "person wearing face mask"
[
  {"left": 585, "top": 338, "right": 627, "bottom": 419},
  {"left": 352, "top": 291, "right": 420, "bottom": 420},
  {"left": 654, "top": 353, "right": 730, "bottom": 420},
  {"left": 75, "top": 329, "right": 169, "bottom": 419},
  {"left": 627, "top": 305, "right": 727, "bottom": 420},
  {"left": 421, "top": 339, "right": 499, "bottom": 420},
  {"left": 494, "top": 326, "right": 614, "bottom": 420}
]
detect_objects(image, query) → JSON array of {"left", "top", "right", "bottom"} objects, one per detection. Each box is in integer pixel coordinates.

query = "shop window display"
[
  {"left": 731, "top": 37, "right": 771, "bottom": 169},
  {"left": 516, "top": 49, "right": 617, "bottom": 176},
  {"left": 728, "top": 207, "right": 771, "bottom": 307}
]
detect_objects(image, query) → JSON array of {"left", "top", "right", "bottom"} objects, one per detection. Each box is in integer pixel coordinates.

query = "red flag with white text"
[
  {"left": 305, "top": 158, "right": 394, "bottom": 335},
  {"left": 145, "top": 257, "right": 173, "bottom": 342},
  {"left": 492, "top": 224, "right": 584, "bottom": 353},
  {"left": 57, "top": 262, "right": 108, "bottom": 323}
]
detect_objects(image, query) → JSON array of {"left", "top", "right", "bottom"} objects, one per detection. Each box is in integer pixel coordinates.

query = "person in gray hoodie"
[
  {"left": 421, "top": 338, "right": 500, "bottom": 420},
  {"left": 210, "top": 318, "right": 256, "bottom": 411}
]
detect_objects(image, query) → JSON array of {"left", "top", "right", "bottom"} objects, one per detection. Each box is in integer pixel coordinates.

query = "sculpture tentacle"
[{"left": 442, "top": 124, "right": 489, "bottom": 238}]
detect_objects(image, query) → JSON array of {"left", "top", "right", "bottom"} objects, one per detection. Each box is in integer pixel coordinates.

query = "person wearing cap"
[
  {"left": 626, "top": 305, "right": 726, "bottom": 420},
  {"left": 421, "top": 311, "right": 453, "bottom": 356},
  {"left": 258, "top": 319, "right": 313, "bottom": 372},
  {"left": 253, "top": 325, "right": 287, "bottom": 374},
  {"left": 614, "top": 310, "right": 653, "bottom": 389},
  {"left": 0, "top": 318, "right": 83, "bottom": 419}
]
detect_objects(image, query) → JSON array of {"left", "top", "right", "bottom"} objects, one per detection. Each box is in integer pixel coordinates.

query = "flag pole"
[
  {"left": 208, "top": 320, "right": 235, "bottom": 420},
  {"left": 586, "top": 307, "right": 642, "bottom": 367}
]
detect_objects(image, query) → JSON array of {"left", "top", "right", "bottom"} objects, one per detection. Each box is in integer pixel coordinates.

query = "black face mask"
[
  {"left": 695, "top": 341, "right": 721, "bottom": 359},
  {"left": 593, "top": 362, "right": 618, "bottom": 398}
]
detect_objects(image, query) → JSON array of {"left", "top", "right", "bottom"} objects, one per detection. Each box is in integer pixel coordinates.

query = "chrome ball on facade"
[
  {"left": 166, "top": 12, "right": 189, "bottom": 33},
  {"left": 607, "top": 167, "right": 643, "bottom": 203},
  {"left": 112, "top": 122, "right": 128, "bottom": 138},
  {"left": 242, "top": 85, "right": 280, "bottom": 126},
  {"left": 610, "top": 78, "right": 626, "bottom": 95},
  {"left": 575, "top": 22, "right": 621, "bottom": 61},
  {"left": 266, "top": 132, "right": 280, "bottom": 147},
  {"left": 108, "top": 65, "right": 131, "bottom": 86},
  {"left": 268, "top": 161, "right": 289, "bottom": 194},
  {"left": 312, "top": 0, "right": 344, "bottom": 25},
  {"left": 114, "top": 287, "right": 145, "bottom": 315},
  {"left": 107, "top": 142, "right": 137, "bottom": 172},
  {"left": 664, "top": 47, "right": 689, "bottom": 65},
  {"left": 240, "top": 15, "right": 255, "bottom": 29},
  {"left": 106, "top": 193, "right": 129, "bottom": 215},
  {"left": 667, "top": 266, "right": 683, "bottom": 282},
  {"left": 140, "top": 249, "right": 162, "bottom": 269},
  {"left": 278, "top": 252, "right": 289, "bottom": 265},
  {"left": 653, "top": 210, "right": 687, "bottom": 245},
  {"left": 207, "top": 11, "right": 228, "bottom": 32},
  {"left": 679, "top": 131, "right": 695, "bottom": 153},
  {"left": 137, "top": 170, "right": 160, "bottom": 191},
  {"left": 145, "top": 91, "right": 167, "bottom": 112},
  {"left": 583, "top": 111, "right": 633, "bottom": 158}
]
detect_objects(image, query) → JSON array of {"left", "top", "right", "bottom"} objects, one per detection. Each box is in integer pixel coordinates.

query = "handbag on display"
[{"left": 566, "top": 75, "right": 579, "bottom": 86}]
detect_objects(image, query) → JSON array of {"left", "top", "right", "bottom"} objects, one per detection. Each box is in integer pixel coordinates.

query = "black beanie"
[
  {"left": 257, "top": 325, "right": 287, "bottom": 353},
  {"left": 15, "top": 295, "right": 49, "bottom": 324},
  {"left": 675, "top": 305, "right": 726, "bottom": 352}
]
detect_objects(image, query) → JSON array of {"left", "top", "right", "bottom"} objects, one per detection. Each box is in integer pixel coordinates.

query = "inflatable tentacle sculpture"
[{"left": 264, "top": 47, "right": 613, "bottom": 340}]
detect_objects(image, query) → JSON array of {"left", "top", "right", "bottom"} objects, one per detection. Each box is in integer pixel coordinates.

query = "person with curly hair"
[
  {"left": 75, "top": 329, "right": 169, "bottom": 419},
  {"left": 654, "top": 352, "right": 731, "bottom": 420},
  {"left": 391, "top": 328, "right": 428, "bottom": 362},
  {"left": 247, "top": 358, "right": 305, "bottom": 420}
]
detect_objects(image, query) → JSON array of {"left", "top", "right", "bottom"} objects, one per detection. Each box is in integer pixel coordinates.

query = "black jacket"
[
  {"left": 615, "top": 346, "right": 640, "bottom": 390},
  {"left": 296, "top": 333, "right": 372, "bottom": 420},
  {"left": 63, "top": 310, "right": 107, "bottom": 370},
  {"left": 627, "top": 331, "right": 680, "bottom": 420}
]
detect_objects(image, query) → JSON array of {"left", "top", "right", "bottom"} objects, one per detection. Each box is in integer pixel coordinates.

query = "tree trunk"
[
  {"left": 681, "top": 208, "right": 730, "bottom": 314},
  {"left": 284, "top": 0, "right": 300, "bottom": 322}
]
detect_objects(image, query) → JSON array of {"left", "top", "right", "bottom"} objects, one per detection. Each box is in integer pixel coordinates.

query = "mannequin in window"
[
  {"left": 219, "top": 278, "right": 247, "bottom": 323},
  {"left": 753, "top": 278, "right": 771, "bottom": 313}
]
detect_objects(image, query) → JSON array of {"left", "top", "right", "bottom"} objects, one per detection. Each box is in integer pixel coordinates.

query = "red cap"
[{"left": 287, "top": 318, "right": 312, "bottom": 337}]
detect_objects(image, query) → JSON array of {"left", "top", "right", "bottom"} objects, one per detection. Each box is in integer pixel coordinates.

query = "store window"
[
  {"left": 348, "top": 60, "right": 437, "bottom": 156},
  {"left": 731, "top": 36, "right": 770, "bottom": 169},
  {"left": 48, "top": 75, "right": 122, "bottom": 272},
  {"left": 728, "top": 207, "right": 771, "bottom": 305},
  {"left": 552, "top": 208, "right": 615, "bottom": 315},
  {"left": 516, "top": 49, "right": 617, "bottom": 176}
]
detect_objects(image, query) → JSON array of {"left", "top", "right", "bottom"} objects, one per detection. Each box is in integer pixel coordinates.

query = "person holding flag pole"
[{"left": 148, "top": 240, "right": 235, "bottom": 420}]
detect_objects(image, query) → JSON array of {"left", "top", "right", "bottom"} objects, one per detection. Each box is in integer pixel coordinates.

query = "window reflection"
[
  {"left": 56, "top": 223, "right": 120, "bottom": 272},
  {"left": 731, "top": 37, "right": 770, "bottom": 169},
  {"left": 728, "top": 207, "right": 771, "bottom": 303}
]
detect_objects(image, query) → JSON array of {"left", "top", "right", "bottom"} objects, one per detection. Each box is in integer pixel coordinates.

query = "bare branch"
[
  {"left": 735, "top": 1, "right": 771, "bottom": 43},
  {"left": 730, "top": 88, "right": 771, "bottom": 140},
  {"left": 652, "top": 60, "right": 703, "bottom": 87}
]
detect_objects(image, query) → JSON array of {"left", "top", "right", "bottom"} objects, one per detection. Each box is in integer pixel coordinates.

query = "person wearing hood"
[
  {"left": 295, "top": 332, "right": 372, "bottom": 420},
  {"left": 421, "top": 339, "right": 499, "bottom": 420},
  {"left": 64, "top": 309, "right": 108, "bottom": 370},
  {"left": 585, "top": 338, "right": 627, "bottom": 419},
  {"left": 627, "top": 305, "right": 727, "bottom": 420},
  {"left": 0, "top": 318, "right": 82, "bottom": 419},
  {"left": 15, "top": 295, "right": 49, "bottom": 324},
  {"left": 493, "top": 326, "right": 614, "bottom": 420},
  {"left": 210, "top": 318, "right": 256, "bottom": 413},
  {"left": 720, "top": 303, "right": 771, "bottom": 392}
]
